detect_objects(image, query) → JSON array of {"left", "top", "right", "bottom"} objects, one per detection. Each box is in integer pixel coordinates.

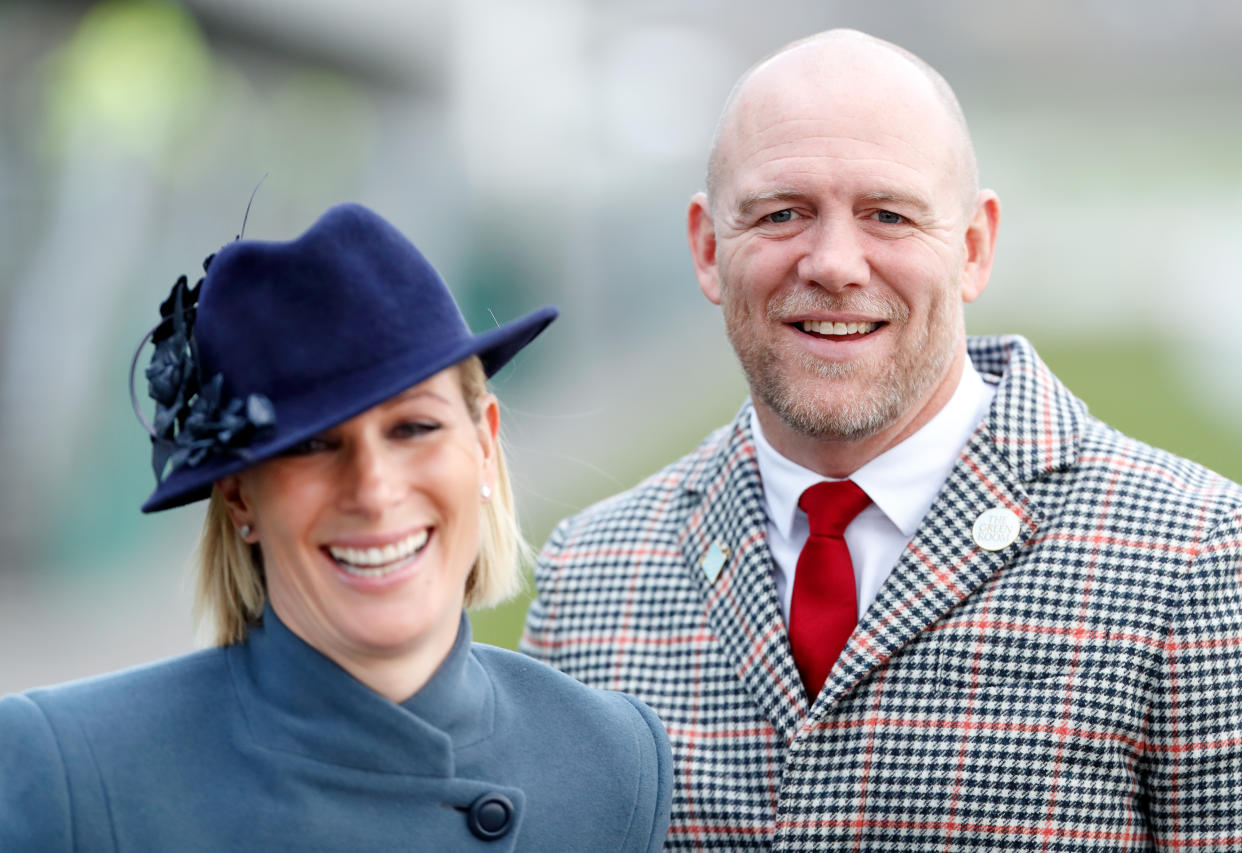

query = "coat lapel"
[
  {"left": 679, "top": 411, "right": 809, "bottom": 741},
  {"left": 818, "top": 336, "right": 1086, "bottom": 708}
]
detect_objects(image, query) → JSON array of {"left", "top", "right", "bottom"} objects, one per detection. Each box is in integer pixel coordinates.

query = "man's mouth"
[
  {"left": 798, "top": 320, "right": 882, "bottom": 338},
  {"left": 325, "top": 529, "right": 431, "bottom": 578}
]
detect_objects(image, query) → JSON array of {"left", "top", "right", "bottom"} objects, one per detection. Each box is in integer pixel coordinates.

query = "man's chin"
[{"left": 759, "top": 385, "right": 899, "bottom": 443}]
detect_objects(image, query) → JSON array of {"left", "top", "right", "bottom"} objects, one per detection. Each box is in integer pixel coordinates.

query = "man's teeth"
[
  {"left": 328, "top": 529, "right": 429, "bottom": 576},
  {"left": 800, "top": 320, "right": 878, "bottom": 336}
]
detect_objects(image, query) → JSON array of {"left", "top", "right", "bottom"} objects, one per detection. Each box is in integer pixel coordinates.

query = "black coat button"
[{"left": 466, "top": 793, "right": 514, "bottom": 841}]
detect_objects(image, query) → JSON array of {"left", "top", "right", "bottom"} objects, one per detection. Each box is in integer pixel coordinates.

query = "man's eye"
[
  {"left": 873, "top": 210, "right": 905, "bottom": 224},
  {"left": 764, "top": 209, "right": 797, "bottom": 224}
]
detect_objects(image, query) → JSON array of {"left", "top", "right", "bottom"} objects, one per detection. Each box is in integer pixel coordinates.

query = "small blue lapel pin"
[{"left": 702, "top": 541, "right": 730, "bottom": 584}]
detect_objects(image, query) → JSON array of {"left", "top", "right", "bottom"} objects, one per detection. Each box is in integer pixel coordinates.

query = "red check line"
[
  {"left": 1039, "top": 361, "right": 1057, "bottom": 470},
  {"left": 1026, "top": 530, "right": 1197, "bottom": 557},
  {"left": 928, "top": 618, "right": 1110, "bottom": 641},
  {"left": 1141, "top": 733, "right": 1242, "bottom": 756},
  {"left": 1080, "top": 453, "right": 1237, "bottom": 495},
  {"left": 843, "top": 542, "right": 973, "bottom": 672},
  {"left": 1040, "top": 465, "right": 1119, "bottom": 846},
  {"left": 1166, "top": 632, "right": 1242, "bottom": 652},
  {"left": 613, "top": 494, "right": 693, "bottom": 689},
  {"left": 676, "top": 608, "right": 713, "bottom": 851},
  {"left": 802, "top": 714, "right": 1144, "bottom": 750},
  {"left": 1162, "top": 493, "right": 1215, "bottom": 838},
  {"left": 1158, "top": 834, "right": 1242, "bottom": 849},
  {"left": 850, "top": 671, "right": 890, "bottom": 853},
  {"left": 520, "top": 630, "right": 716, "bottom": 650},
  {"left": 941, "top": 583, "right": 1000, "bottom": 851},
  {"left": 1199, "top": 535, "right": 1242, "bottom": 557},
  {"left": 666, "top": 823, "right": 772, "bottom": 838},
  {"left": 551, "top": 544, "right": 682, "bottom": 562},
  {"left": 962, "top": 455, "right": 1030, "bottom": 519},
  {"left": 717, "top": 532, "right": 803, "bottom": 712},
  {"left": 665, "top": 724, "right": 776, "bottom": 741},
  {"left": 775, "top": 815, "right": 1150, "bottom": 843}
]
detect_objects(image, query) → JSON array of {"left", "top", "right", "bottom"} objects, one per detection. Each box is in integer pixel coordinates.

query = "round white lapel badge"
[{"left": 972, "top": 506, "right": 1022, "bottom": 551}]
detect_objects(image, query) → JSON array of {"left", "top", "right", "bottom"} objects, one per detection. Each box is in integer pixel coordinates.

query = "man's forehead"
[
  {"left": 711, "top": 38, "right": 971, "bottom": 210},
  {"left": 734, "top": 42, "right": 946, "bottom": 136}
]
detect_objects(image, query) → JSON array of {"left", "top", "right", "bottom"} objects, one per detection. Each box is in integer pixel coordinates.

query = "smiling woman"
[{"left": 0, "top": 204, "right": 671, "bottom": 851}]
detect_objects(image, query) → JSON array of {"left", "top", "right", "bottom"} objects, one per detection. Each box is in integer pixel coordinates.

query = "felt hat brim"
[{"left": 140, "top": 305, "right": 556, "bottom": 513}]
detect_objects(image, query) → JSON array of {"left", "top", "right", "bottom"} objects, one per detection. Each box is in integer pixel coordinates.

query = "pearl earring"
[
  {"left": 480, "top": 484, "right": 492, "bottom": 501},
  {"left": 239, "top": 524, "right": 253, "bottom": 539}
]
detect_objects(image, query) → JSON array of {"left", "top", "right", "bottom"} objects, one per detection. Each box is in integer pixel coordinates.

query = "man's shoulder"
[
  {"left": 1078, "top": 412, "right": 1242, "bottom": 517},
  {"left": 973, "top": 334, "right": 1241, "bottom": 507},
  {"left": 551, "top": 415, "right": 742, "bottom": 540}
]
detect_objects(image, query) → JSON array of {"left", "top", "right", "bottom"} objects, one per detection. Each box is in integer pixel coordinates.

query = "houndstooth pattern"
[{"left": 522, "top": 336, "right": 1242, "bottom": 851}]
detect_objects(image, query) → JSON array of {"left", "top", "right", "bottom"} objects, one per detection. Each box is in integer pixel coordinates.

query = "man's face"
[{"left": 691, "top": 48, "right": 994, "bottom": 450}]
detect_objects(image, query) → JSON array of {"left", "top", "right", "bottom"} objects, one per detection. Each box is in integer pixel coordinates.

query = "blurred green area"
[
  {"left": 41, "top": 0, "right": 212, "bottom": 159},
  {"left": 1035, "top": 336, "right": 1240, "bottom": 484},
  {"left": 5, "top": 0, "right": 1240, "bottom": 688},
  {"left": 471, "top": 332, "right": 1242, "bottom": 650}
]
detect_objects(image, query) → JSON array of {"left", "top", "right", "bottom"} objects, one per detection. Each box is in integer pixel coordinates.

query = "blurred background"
[{"left": 2, "top": 0, "right": 1240, "bottom": 693}]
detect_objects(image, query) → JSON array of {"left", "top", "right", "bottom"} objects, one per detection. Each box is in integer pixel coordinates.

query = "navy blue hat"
[{"left": 137, "top": 203, "right": 557, "bottom": 513}]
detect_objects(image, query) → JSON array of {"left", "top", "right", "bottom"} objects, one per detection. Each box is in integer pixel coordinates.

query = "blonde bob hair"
[{"left": 194, "top": 356, "right": 530, "bottom": 646}]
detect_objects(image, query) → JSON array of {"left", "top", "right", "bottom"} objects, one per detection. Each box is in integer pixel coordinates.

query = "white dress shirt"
[{"left": 752, "top": 361, "right": 997, "bottom": 624}]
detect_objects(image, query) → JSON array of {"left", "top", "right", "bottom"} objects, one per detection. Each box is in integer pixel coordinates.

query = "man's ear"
[
  {"left": 216, "top": 474, "right": 258, "bottom": 543},
  {"left": 688, "top": 192, "right": 723, "bottom": 305},
  {"left": 960, "top": 190, "right": 1000, "bottom": 303}
]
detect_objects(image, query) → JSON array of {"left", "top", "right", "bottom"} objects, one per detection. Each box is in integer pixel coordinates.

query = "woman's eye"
[
  {"left": 873, "top": 210, "right": 905, "bottom": 224},
  {"left": 764, "top": 209, "right": 797, "bottom": 224},
  {"left": 393, "top": 421, "right": 439, "bottom": 439},
  {"left": 282, "top": 436, "right": 333, "bottom": 456}
]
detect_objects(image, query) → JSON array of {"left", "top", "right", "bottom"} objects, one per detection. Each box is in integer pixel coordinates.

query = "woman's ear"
[
  {"left": 476, "top": 393, "right": 500, "bottom": 490},
  {"left": 216, "top": 475, "right": 259, "bottom": 543}
]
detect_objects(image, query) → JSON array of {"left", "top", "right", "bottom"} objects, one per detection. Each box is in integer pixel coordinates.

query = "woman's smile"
[{"left": 325, "top": 527, "right": 433, "bottom": 581}]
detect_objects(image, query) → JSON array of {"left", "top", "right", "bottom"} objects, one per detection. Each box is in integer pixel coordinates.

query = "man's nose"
[
  {"left": 339, "top": 439, "right": 405, "bottom": 516},
  {"left": 796, "top": 218, "right": 870, "bottom": 292}
]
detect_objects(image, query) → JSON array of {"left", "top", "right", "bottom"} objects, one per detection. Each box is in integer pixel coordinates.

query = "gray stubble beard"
[{"left": 725, "top": 288, "right": 959, "bottom": 442}]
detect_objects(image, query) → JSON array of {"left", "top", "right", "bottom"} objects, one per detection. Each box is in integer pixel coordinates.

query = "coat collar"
[
  {"left": 228, "top": 606, "right": 494, "bottom": 774},
  {"left": 679, "top": 335, "right": 1088, "bottom": 722}
]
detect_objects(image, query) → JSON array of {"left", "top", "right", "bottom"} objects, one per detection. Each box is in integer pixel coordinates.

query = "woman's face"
[{"left": 219, "top": 366, "right": 498, "bottom": 684}]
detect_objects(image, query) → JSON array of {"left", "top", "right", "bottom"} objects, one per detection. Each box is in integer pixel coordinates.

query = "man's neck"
[{"left": 754, "top": 347, "right": 968, "bottom": 479}]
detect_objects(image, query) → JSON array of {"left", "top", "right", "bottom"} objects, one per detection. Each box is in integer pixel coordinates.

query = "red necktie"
[{"left": 789, "top": 480, "right": 871, "bottom": 700}]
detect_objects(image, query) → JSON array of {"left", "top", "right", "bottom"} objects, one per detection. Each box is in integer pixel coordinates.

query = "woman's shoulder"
[
  {"left": 471, "top": 642, "right": 659, "bottom": 725},
  {"left": 466, "top": 643, "right": 672, "bottom": 850},
  {"left": 467, "top": 642, "right": 672, "bottom": 785},
  {"left": 3, "top": 646, "right": 232, "bottom": 735},
  {"left": 0, "top": 648, "right": 238, "bottom": 851}
]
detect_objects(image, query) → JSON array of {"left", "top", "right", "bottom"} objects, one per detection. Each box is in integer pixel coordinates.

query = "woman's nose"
[{"left": 339, "top": 439, "right": 405, "bottom": 516}]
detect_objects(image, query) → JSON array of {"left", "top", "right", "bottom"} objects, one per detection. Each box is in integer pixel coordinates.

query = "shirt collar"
[{"left": 752, "top": 359, "right": 996, "bottom": 538}]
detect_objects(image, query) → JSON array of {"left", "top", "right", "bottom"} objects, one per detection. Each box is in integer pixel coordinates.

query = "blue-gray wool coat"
[{"left": 0, "top": 607, "right": 671, "bottom": 851}]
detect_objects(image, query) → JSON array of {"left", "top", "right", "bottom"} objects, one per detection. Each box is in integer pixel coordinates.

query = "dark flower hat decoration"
[
  {"left": 131, "top": 257, "right": 277, "bottom": 488},
  {"left": 132, "top": 203, "right": 557, "bottom": 513}
]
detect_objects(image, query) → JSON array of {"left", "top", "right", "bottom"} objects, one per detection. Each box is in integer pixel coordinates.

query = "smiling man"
[{"left": 522, "top": 30, "right": 1242, "bottom": 851}]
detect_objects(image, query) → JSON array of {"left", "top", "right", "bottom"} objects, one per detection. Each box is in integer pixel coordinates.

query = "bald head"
[{"left": 706, "top": 30, "right": 979, "bottom": 214}]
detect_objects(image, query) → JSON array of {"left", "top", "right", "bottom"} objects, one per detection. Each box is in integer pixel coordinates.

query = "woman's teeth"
[
  {"left": 800, "top": 320, "right": 879, "bottom": 336},
  {"left": 328, "top": 529, "right": 429, "bottom": 577}
]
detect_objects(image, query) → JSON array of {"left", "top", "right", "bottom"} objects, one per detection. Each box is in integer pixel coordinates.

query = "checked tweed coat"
[{"left": 522, "top": 335, "right": 1242, "bottom": 851}]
